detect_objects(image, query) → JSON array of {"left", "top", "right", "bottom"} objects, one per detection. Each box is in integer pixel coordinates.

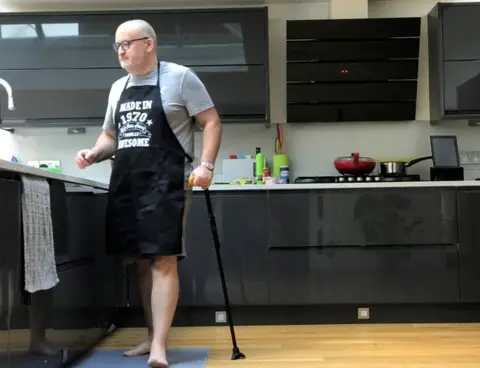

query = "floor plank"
[{"left": 97, "top": 323, "right": 480, "bottom": 367}]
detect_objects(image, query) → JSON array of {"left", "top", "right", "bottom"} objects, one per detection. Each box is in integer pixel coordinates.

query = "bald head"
[
  {"left": 115, "top": 19, "right": 158, "bottom": 75},
  {"left": 116, "top": 19, "right": 157, "bottom": 45}
]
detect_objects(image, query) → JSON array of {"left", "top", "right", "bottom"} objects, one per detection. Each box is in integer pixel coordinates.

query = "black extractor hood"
[{"left": 286, "top": 17, "right": 422, "bottom": 123}]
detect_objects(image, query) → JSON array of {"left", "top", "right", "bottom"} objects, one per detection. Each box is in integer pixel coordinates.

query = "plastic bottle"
[{"left": 255, "top": 148, "right": 265, "bottom": 184}]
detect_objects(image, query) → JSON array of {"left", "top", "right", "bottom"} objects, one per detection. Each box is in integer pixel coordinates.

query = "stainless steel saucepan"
[{"left": 379, "top": 156, "right": 432, "bottom": 177}]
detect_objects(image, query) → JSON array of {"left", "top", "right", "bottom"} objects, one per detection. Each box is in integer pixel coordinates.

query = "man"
[{"left": 75, "top": 19, "right": 221, "bottom": 368}]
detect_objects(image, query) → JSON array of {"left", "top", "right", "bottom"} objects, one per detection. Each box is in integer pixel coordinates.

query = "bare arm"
[
  {"left": 196, "top": 107, "right": 222, "bottom": 164},
  {"left": 91, "top": 129, "right": 116, "bottom": 163},
  {"left": 180, "top": 68, "right": 221, "bottom": 164}
]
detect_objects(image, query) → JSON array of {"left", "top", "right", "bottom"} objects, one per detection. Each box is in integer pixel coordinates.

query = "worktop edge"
[
  {"left": 0, "top": 159, "right": 109, "bottom": 190},
  {"left": 195, "top": 181, "right": 480, "bottom": 191}
]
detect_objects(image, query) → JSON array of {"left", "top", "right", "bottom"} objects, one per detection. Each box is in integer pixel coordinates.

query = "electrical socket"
[
  {"left": 357, "top": 307, "right": 370, "bottom": 320},
  {"left": 39, "top": 160, "right": 61, "bottom": 168},
  {"left": 215, "top": 311, "right": 227, "bottom": 323}
]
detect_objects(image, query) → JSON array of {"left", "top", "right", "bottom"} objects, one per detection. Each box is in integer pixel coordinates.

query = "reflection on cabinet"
[
  {"left": 457, "top": 190, "right": 480, "bottom": 302},
  {"left": 442, "top": 4, "right": 480, "bottom": 61},
  {"left": 268, "top": 245, "right": 459, "bottom": 305},
  {"left": 0, "top": 68, "right": 125, "bottom": 121},
  {"left": 329, "top": 188, "right": 457, "bottom": 246},
  {"left": 134, "top": 10, "right": 267, "bottom": 66},
  {"left": 192, "top": 65, "right": 267, "bottom": 119},
  {"left": 0, "top": 13, "right": 129, "bottom": 69},
  {"left": 443, "top": 60, "right": 480, "bottom": 112}
]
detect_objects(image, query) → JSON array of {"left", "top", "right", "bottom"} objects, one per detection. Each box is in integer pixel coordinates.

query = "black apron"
[{"left": 106, "top": 62, "right": 193, "bottom": 258}]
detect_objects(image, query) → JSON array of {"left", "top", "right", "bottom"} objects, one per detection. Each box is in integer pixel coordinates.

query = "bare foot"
[
  {"left": 148, "top": 345, "right": 168, "bottom": 368},
  {"left": 123, "top": 340, "right": 151, "bottom": 357}
]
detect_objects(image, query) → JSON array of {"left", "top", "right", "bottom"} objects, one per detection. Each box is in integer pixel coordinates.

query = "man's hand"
[
  {"left": 75, "top": 149, "right": 97, "bottom": 169},
  {"left": 189, "top": 165, "right": 213, "bottom": 190}
]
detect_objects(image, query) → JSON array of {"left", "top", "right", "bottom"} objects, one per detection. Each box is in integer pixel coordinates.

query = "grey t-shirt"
[{"left": 103, "top": 61, "right": 215, "bottom": 176}]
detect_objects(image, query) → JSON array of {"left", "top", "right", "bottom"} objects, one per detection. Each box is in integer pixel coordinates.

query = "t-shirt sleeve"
[
  {"left": 181, "top": 68, "right": 215, "bottom": 117},
  {"left": 102, "top": 83, "right": 117, "bottom": 131}
]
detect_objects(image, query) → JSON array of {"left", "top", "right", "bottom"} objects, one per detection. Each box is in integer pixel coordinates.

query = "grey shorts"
[{"left": 122, "top": 189, "right": 193, "bottom": 264}]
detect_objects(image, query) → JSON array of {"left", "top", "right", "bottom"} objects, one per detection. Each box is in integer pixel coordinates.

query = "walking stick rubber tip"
[{"left": 232, "top": 347, "right": 246, "bottom": 360}]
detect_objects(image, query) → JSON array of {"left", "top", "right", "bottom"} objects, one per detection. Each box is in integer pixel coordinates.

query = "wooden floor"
[{"left": 97, "top": 323, "right": 480, "bottom": 367}]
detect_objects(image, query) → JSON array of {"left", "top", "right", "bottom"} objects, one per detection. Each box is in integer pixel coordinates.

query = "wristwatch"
[{"left": 201, "top": 161, "right": 214, "bottom": 171}]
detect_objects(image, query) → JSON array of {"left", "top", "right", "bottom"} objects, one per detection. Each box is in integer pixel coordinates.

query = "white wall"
[
  {"left": 2, "top": 0, "right": 480, "bottom": 183},
  {"left": 0, "top": 129, "right": 19, "bottom": 160}
]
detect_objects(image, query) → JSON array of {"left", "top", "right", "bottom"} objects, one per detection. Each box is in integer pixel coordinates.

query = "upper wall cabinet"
[
  {"left": 286, "top": 18, "right": 421, "bottom": 123},
  {"left": 0, "top": 8, "right": 269, "bottom": 126},
  {"left": 428, "top": 3, "right": 480, "bottom": 122},
  {"left": 0, "top": 68, "right": 126, "bottom": 122},
  {"left": 0, "top": 13, "right": 129, "bottom": 69},
  {"left": 134, "top": 9, "right": 269, "bottom": 122}
]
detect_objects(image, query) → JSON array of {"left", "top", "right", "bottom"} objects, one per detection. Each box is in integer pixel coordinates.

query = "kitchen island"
[{"left": 0, "top": 160, "right": 120, "bottom": 368}]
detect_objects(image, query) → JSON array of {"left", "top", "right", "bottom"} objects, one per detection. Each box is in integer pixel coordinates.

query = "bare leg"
[
  {"left": 123, "top": 259, "right": 153, "bottom": 357},
  {"left": 148, "top": 256, "right": 179, "bottom": 368}
]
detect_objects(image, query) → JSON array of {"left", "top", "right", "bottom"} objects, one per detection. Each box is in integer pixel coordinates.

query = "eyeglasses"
[{"left": 113, "top": 37, "right": 148, "bottom": 52}]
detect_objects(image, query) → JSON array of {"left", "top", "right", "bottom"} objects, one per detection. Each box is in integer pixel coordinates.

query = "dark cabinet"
[
  {"left": 267, "top": 191, "right": 311, "bottom": 248},
  {"left": 428, "top": 2, "right": 480, "bottom": 120},
  {"left": 124, "top": 187, "right": 465, "bottom": 308},
  {"left": 134, "top": 10, "right": 267, "bottom": 66},
  {"left": 269, "top": 245, "right": 459, "bottom": 305},
  {"left": 221, "top": 192, "right": 269, "bottom": 305},
  {"left": 309, "top": 245, "right": 459, "bottom": 304},
  {"left": 0, "top": 68, "right": 125, "bottom": 121},
  {"left": 0, "top": 8, "right": 269, "bottom": 124},
  {"left": 179, "top": 193, "right": 223, "bottom": 307},
  {"left": 443, "top": 60, "right": 480, "bottom": 112},
  {"left": 136, "top": 9, "right": 268, "bottom": 121},
  {"left": 442, "top": 5, "right": 480, "bottom": 61},
  {"left": 59, "top": 193, "right": 108, "bottom": 263},
  {"left": 54, "top": 264, "right": 96, "bottom": 310},
  {"left": 191, "top": 65, "right": 267, "bottom": 119},
  {"left": 457, "top": 190, "right": 480, "bottom": 302},
  {"left": 0, "top": 179, "right": 21, "bottom": 364},
  {"left": 0, "top": 13, "right": 128, "bottom": 69},
  {"left": 329, "top": 188, "right": 457, "bottom": 246},
  {"left": 267, "top": 190, "right": 334, "bottom": 248},
  {"left": 266, "top": 188, "right": 459, "bottom": 305}
]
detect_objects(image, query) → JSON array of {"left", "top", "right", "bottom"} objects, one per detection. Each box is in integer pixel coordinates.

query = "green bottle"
[{"left": 255, "top": 148, "right": 264, "bottom": 184}]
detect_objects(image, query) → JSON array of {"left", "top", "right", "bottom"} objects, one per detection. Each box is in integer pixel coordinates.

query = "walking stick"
[{"left": 189, "top": 176, "right": 245, "bottom": 360}]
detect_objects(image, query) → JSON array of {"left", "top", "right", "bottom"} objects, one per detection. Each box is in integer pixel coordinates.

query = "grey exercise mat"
[{"left": 73, "top": 348, "right": 210, "bottom": 367}]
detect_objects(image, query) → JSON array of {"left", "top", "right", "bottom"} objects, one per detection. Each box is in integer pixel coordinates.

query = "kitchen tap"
[{"left": 0, "top": 78, "right": 15, "bottom": 110}]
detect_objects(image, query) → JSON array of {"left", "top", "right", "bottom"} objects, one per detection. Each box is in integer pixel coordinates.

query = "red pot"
[{"left": 334, "top": 152, "right": 376, "bottom": 175}]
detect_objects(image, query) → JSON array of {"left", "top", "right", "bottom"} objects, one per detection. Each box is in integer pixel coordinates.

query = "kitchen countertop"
[
  {"left": 0, "top": 159, "right": 109, "bottom": 190},
  {"left": 3, "top": 159, "right": 480, "bottom": 192},
  {"left": 205, "top": 180, "right": 480, "bottom": 190}
]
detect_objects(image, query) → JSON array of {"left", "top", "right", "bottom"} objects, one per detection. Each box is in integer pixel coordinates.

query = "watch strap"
[{"left": 201, "top": 161, "right": 214, "bottom": 171}]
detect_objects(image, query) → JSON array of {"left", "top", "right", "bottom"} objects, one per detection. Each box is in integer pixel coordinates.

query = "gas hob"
[{"left": 294, "top": 174, "right": 421, "bottom": 184}]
